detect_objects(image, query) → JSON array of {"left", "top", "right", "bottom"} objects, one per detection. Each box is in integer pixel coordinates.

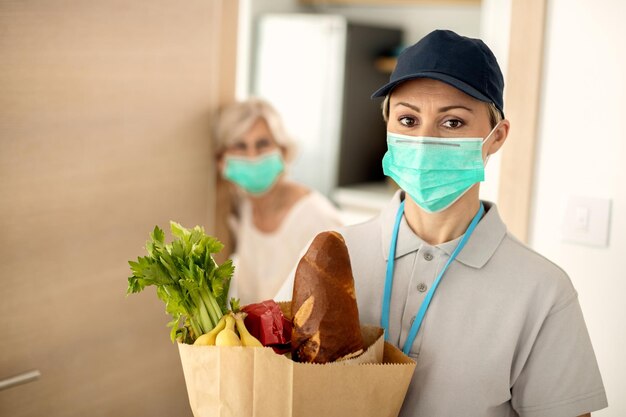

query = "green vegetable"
[
  {"left": 127, "top": 221, "right": 235, "bottom": 342},
  {"left": 230, "top": 298, "right": 241, "bottom": 313}
]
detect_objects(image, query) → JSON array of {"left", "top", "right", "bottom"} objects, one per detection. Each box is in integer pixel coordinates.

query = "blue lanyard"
[{"left": 382, "top": 201, "right": 485, "bottom": 355}]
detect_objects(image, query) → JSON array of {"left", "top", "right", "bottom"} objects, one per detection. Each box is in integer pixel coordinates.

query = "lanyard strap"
[
  {"left": 381, "top": 201, "right": 485, "bottom": 355},
  {"left": 381, "top": 200, "right": 405, "bottom": 340}
]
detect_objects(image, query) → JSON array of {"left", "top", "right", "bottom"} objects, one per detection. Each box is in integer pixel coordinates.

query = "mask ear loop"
[{"left": 482, "top": 120, "right": 502, "bottom": 166}]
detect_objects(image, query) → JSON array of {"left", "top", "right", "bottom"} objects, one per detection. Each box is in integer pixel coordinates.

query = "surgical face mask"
[
  {"left": 223, "top": 150, "right": 285, "bottom": 195},
  {"left": 382, "top": 124, "right": 499, "bottom": 213}
]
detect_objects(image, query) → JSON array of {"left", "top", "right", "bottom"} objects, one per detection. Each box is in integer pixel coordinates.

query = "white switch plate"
[{"left": 562, "top": 196, "right": 612, "bottom": 247}]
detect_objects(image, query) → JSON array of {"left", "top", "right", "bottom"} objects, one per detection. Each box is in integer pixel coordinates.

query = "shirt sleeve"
[{"left": 511, "top": 295, "right": 608, "bottom": 417}]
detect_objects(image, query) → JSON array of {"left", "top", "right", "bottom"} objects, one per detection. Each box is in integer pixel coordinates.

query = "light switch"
[
  {"left": 574, "top": 206, "right": 589, "bottom": 231},
  {"left": 562, "top": 196, "right": 611, "bottom": 247}
]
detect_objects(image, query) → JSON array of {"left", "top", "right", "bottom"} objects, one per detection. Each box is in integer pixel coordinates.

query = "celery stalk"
[{"left": 127, "top": 222, "right": 235, "bottom": 342}]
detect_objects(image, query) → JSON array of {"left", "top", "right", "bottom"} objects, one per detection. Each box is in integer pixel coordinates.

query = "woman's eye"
[
  {"left": 232, "top": 142, "right": 246, "bottom": 151},
  {"left": 256, "top": 138, "right": 271, "bottom": 150},
  {"left": 398, "top": 116, "right": 416, "bottom": 127},
  {"left": 442, "top": 119, "right": 464, "bottom": 129}
]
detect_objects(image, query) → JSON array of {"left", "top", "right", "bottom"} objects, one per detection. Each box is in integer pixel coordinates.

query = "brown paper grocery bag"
[{"left": 178, "top": 325, "right": 415, "bottom": 417}]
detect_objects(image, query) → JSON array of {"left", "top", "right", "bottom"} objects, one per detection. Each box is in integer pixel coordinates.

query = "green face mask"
[
  {"left": 382, "top": 125, "right": 498, "bottom": 213},
  {"left": 223, "top": 151, "right": 285, "bottom": 195}
]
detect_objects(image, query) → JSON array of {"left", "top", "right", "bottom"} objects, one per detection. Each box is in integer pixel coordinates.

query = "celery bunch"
[{"left": 127, "top": 222, "right": 234, "bottom": 342}]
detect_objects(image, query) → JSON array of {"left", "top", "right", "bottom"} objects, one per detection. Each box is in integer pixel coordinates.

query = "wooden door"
[{"left": 0, "top": 1, "right": 237, "bottom": 416}]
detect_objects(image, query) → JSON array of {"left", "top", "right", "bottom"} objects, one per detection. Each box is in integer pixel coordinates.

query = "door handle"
[{"left": 0, "top": 369, "right": 41, "bottom": 391}]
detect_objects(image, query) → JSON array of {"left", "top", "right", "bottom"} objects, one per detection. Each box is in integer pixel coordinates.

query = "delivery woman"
[
  {"left": 277, "top": 30, "right": 607, "bottom": 416},
  {"left": 214, "top": 98, "right": 342, "bottom": 305}
]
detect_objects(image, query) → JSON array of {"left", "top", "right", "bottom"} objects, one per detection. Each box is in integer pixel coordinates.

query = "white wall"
[{"left": 530, "top": 1, "right": 626, "bottom": 415}]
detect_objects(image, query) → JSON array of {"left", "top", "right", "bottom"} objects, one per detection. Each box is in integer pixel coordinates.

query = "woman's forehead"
[
  {"left": 231, "top": 118, "right": 274, "bottom": 143},
  {"left": 245, "top": 117, "right": 270, "bottom": 133},
  {"left": 390, "top": 78, "right": 478, "bottom": 106}
]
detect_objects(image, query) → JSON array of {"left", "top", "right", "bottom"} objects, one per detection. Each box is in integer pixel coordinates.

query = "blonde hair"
[
  {"left": 486, "top": 102, "right": 503, "bottom": 128},
  {"left": 213, "top": 98, "right": 296, "bottom": 161},
  {"left": 381, "top": 94, "right": 503, "bottom": 128}
]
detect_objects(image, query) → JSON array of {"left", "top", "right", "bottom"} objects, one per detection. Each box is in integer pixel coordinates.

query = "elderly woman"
[
  {"left": 278, "top": 30, "right": 606, "bottom": 416},
  {"left": 213, "top": 98, "right": 342, "bottom": 305}
]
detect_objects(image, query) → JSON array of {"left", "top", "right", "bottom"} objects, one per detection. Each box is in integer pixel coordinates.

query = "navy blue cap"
[{"left": 372, "top": 30, "right": 505, "bottom": 117}]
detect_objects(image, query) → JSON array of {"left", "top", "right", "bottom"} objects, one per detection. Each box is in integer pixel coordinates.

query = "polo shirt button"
[
  {"left": 410, "top": 315, "right": 416, "bottom": 325},
  {"left": 417, "top": 282, "right": 428, "bottom": 292},
  {"left": 423, "top": 252, "right": 433, "bottom": 261}
]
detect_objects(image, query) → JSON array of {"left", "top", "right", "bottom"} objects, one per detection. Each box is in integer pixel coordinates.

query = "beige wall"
[{"left": 0, "top": 1, "right": 237, "bottom": 416}]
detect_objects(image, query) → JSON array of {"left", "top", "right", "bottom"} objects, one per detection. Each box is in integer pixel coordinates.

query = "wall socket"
[{"left": 561, "top": 196, "right": 612, "bottom": 247}]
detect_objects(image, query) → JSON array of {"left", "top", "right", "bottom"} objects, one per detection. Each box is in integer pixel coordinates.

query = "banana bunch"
[{"left": 194, "top": 312, "right": 263, "bottom": 347}]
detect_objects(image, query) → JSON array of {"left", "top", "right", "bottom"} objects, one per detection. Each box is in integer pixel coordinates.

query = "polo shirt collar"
[
  {"left": 380, "top": 190, "right": 420, "bottom": 260},
  {"left": 380, "top": 190, "right": 507, "bottom": 269}
]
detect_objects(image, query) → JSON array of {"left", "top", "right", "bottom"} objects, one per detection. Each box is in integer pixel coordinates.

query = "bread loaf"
[{"left": 291, "top": 231, "right": 364, "bottom": 363}]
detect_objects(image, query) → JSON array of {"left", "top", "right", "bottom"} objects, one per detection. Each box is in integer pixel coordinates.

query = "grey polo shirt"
[{"left": 337, "top": 191, "right": 607, "bottom": 417}]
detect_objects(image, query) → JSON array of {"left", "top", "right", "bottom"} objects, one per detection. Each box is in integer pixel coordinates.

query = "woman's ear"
[
  {"left": 279, "top": 145, "right": 290, "bottom": 162},
  {"left": 485, "top": 119, "right": 510, "bottom": 157}
]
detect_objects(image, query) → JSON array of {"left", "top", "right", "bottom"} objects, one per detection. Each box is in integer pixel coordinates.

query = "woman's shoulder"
[
  {"left": 495, "top": 231, "right": 577, "bottom": 311},
  {"left": 288, "top": 185, "right": 342, "bottom": 222},
  {"left": 481, "top": 202, "right": 574, "bottom": 302},
  {"left": 333, "top": 215, "right": 384, "bottom": 263},
  {"left": 500, "top": 232, "right": 570, "bottom": 280},
  {"left": 301, "top": 190, "right": 339, "bottom": 212}
]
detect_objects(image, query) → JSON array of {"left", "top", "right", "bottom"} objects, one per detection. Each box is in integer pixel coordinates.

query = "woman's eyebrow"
[
  {"left": 438, "top": 105, "right": 474, "bottom": 113},
  {"left": 395, "top": 102, "right": 420, "bottom": 112},
  {"left": 394, "top": 102, "right": 474, "bottom": 113}
]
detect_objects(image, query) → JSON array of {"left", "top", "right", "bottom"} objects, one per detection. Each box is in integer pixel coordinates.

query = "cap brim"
[{"left": 371, "top": 72, "right": 492, "bottom": 105}]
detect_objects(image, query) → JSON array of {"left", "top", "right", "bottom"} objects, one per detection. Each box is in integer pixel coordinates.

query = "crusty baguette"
[{"left": 291, "top": 231, "right": 364, "bottom": 363}]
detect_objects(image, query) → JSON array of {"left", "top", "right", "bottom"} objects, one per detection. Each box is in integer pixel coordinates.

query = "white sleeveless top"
[{"left": 229, "top": 191, "right": 343, "bottom": 305}]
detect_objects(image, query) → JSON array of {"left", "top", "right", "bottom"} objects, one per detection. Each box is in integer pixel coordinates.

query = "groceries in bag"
[{"left": 127, "top": 223, "right": 416, "bottom": 417}]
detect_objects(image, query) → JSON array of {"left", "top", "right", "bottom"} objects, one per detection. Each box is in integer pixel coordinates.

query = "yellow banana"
[
  {"left": 234, "top": 313, "right": 263, "bottom": 347},
  {"left": 215, "top": 314, "right": 242, "bottom": 347},
  {"left": 194, "top": 314, "right": 227, "bottom": 346}
]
